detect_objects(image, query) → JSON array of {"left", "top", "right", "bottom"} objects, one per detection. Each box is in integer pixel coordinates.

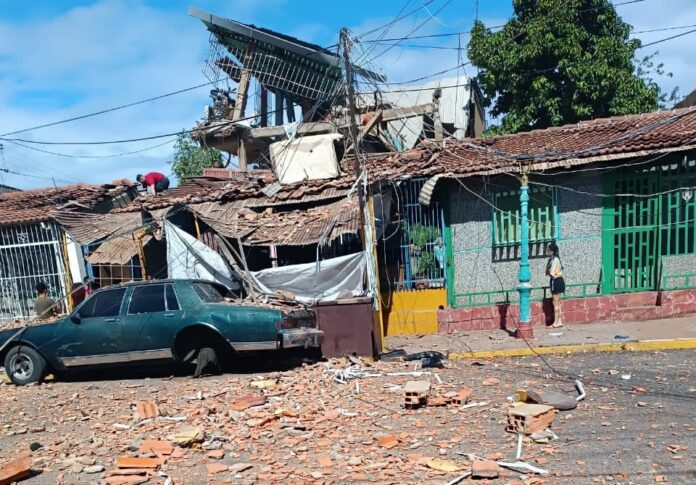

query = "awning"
[{"left": 87, "top": 233, "right": 152, "bottom": 265}]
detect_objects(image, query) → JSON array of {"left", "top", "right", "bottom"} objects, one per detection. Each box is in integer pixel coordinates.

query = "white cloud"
[{"left": 0, "top": 0, "right": 214, "bottom": 189}]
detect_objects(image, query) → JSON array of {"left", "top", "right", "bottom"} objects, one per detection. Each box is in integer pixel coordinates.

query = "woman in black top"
[{"left": 545, "top": 242, "right": 565, "bottom": 328}]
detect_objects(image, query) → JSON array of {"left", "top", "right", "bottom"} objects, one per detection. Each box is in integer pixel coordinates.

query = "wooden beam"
[{"left": 232, "top": 47, "right": 255, "bottom": 121}]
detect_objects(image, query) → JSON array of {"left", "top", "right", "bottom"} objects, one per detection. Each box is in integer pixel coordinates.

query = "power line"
[
  {"left": 0, "top": 111, "right": 262, "bottom": 146},
  {"left": 3, "top": 137, "right": 177, "bottom": 159},
  {"left": 638, "top": 28, "right": 696, "bottom": 48},
  {"left": 0, "top": 78, "right": 233, "bottom": 138}
]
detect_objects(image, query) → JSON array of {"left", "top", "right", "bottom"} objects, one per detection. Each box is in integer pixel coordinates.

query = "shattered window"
[{"left": 193, "top": 282, "right": 225, "bottom": 303}]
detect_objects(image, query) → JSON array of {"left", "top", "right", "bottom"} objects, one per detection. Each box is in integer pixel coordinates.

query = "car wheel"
[{"left": 4, "top": 346, "right": 47, "bottom": 386}]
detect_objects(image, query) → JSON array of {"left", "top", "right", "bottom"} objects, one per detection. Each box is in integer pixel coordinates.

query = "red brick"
[
  {"left": 116, "top": 457, "right": 162, "bottom": 469},
  {"left": 378, "top": 435, "right": 400, "bottom": 449},
  {"left": 230, "top": 395, "right": 266, "bottom": 411},
  {"left": 206, "top": 463, "right": 229, "bottom": 475},
  {"left": 139, "top": 440, "right": 174, "bottom": 456},
  {"left": 0, "top": 453, "right": 31, "bottom": 485},
  {"left": 136, "top": 400, "right": 159, "bottom": 420},
  {"left": 471, "top": 459, "right": 500, "bottom": 479}
]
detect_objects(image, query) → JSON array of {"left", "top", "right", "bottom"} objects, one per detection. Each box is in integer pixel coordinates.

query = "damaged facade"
[
  {"left": 3, "top": 9, "right": 694, "bottom": 355},
  {"left": 0, "top": 182, "right": 137, "bottom": 323}
]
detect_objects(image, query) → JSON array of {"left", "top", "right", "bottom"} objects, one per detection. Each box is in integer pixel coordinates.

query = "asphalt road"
[
  {"left": 0, "top": 349, "right": 693, "bottom": 484},
  {"left": 485, "top": 349, "right": 696, "bottom": 484}
]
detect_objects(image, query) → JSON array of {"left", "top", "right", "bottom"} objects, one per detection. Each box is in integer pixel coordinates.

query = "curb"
[{"left": 448, "top": 338, "right": 696, "bottom": 359}]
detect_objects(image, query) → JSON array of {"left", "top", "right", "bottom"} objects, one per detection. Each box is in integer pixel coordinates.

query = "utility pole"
[
  {"left": 516, "top": 169, "right": 534, "bottom": 339},
  {"left": 340, "top": 27, "right": 367, "bottom": 236},
  {"left": 340, "top": 27, "right": 385, "bottom": 352}
]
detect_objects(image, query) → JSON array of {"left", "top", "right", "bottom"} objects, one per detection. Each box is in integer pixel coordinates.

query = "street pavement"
[
  {"left": 387, "top": 315, "right": 696, "bottom": 356},
  {"left": 0, "top": 350, "right": 694, "bottom": 484}
]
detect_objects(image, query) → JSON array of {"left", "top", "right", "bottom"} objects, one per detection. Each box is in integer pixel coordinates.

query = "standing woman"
[{"left": 546, "top": 242, "right": 565, "bottom": 328}]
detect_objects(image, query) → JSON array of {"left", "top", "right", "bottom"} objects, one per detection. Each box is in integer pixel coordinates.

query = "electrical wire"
[
  {"left": 0, "top": 78, "right": 234, "bottom": 138},
  {"left": 638, "top": 27, "right": 696, "bottom": 48}
]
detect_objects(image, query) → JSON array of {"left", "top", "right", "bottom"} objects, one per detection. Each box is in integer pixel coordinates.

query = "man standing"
[
  {"left": 34, "top": 282, "right": 58, "bottom": 319},
  {"left": 136, "top": 172, "right": 170, "bottom": 195}
]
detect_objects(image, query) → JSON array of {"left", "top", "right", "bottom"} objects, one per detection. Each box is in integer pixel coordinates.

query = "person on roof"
[{"left": 136, "top": 172, "right": 170, "bottom": 195}]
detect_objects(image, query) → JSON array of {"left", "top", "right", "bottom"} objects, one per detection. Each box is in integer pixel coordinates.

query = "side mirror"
[{"left": 71, "top": 313, "right": 81, "bottom": 324}]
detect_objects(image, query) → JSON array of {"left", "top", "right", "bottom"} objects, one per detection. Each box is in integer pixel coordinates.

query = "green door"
[
  {"left": 603, "top": 156, "right": 696, "bottom": 294},
  {"left": 55, "top": 287, "right": 127, "bottom": 367}
]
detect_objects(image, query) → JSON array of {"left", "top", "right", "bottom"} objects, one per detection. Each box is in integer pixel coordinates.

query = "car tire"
[{"left": 4, "top": 346, "right": 47, "bottom": 386}]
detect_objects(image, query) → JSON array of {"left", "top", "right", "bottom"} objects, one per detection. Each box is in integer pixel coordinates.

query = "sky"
[{"left": 0, "top": 0, "right": 693, "bottom": 190}]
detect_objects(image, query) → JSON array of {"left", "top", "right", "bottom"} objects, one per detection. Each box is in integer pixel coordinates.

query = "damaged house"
[{"left": 0, "top": 181, "right": 137, "bottom": 323}]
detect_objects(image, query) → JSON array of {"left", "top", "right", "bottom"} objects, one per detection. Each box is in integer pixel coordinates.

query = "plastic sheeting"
[
  {"left": 165, "top": 221, "right": 241, "bottom": 291},
  {"left": 270, "top": 133, "right": 343, "bottom": 185},
  {"left": 250, "top": 252, "right": 366, "bottom": 304}
]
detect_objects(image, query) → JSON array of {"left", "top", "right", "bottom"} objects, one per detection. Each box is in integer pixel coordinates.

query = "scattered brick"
[
  {"left": 506, "top": 404, "right": 556, "bottom": 435},
  {"left": 139, "top": 439, "right": 173, "bottom": 456},
  {"left": 0, "top": 453, "right": 31, "bottom": 485},
  {"left": 206, "top": 463, "right": 229, "bottom": 475},
  {"left": 136, "top": 400, "right": 159, "bottom": 420},
  {"left": 404, "top": 380, "right": 431, "bottom": 409},
  {"left": 207, "top": 449, "right": 225, "bottom": 460},
  {"left": 116, "top": 457, "right": 162, "bottom": 469},
  {"left": 318, "top": 456, "right": 333, "bottom": 467},
  {"left": 471, "top": 459, "right": 500, "bottom": 479},
  {"left": 378, "top": 435, "right": 400, "bottom": 449},
  {"left": 230, "top": 394, "right": 267, "bottom": 411},
  {"left": 451, "top": 386, "right": 473, "bottom": 406}
]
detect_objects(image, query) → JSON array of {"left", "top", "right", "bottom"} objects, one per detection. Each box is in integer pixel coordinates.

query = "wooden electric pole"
[
  {"left": 340, "top": 28, "right": 385, "bottom": 353},
  {"left": 340, "top": 27, "right": 368, "bottom": 254}
]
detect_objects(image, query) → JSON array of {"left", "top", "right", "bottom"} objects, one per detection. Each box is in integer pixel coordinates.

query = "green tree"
[
  {"left": 169, "top": 132, "right": 223, "bottom": 182},
  {"left": 468, "top": 0, "right": 676, "bottom": 135}
]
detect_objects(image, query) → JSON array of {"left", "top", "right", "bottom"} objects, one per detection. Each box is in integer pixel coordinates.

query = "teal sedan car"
[{"left": 0, "top": 279, "right": 323, "bottom": 385}]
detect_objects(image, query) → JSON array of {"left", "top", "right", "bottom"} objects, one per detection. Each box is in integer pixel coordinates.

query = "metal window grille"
[
  {"left": 0, "top": 222, "right": 68, "bottom": 325},
  {"left": 492, "top": 188, "right": 557, "bottom": 247},
  {"left": 608, "top": 156, "right": 696, "bottom": 293},
  {"left": 395, "top": 178, "right": 446, "bottom": 290},
  {"left": 88, "top": 257, "right": 143, "bottom": 288},
  {"left": 204, "top": 35, "right": 343, "bottom": 104}
]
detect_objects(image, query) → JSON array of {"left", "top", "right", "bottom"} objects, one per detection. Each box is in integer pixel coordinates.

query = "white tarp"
[
  {"left": 165, "top": 221, "right": 241, "bottom": 291},
  {"left": 270, "top": 133, "right": 343, "bottom": 185},
  {"left": 357, "top": 76, "right": 471, "bottom": 150},
  {"left": 250, "top": 252, "right": 366, "bottom": 304}
]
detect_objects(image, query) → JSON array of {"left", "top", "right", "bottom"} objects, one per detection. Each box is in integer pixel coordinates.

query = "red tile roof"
[
  {"left": 117, "top": 108, "right": 696, "bottom": 217},
  {"left": 404, "top": 107, "right": 696, "bottom": 178},
  {"left": 0, "top": 181, "right": 137, "bottom": 227}
]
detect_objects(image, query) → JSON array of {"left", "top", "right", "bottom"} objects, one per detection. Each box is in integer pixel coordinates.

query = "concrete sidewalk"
[{"left": 385, "top": 315, "right": 696, "bottom": 358}]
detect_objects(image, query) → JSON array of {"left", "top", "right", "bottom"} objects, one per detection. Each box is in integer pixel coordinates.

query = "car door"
[
  {"left": 54, "top": 287, "right": 127, "bottom": 368},
  {"left": 120, "top": 283, "right": 180, "bottom": 363}
]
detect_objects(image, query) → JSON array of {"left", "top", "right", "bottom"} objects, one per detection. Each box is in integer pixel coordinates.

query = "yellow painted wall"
[{"left": 383, "top": 288, "right": 447, "bottom": 336}]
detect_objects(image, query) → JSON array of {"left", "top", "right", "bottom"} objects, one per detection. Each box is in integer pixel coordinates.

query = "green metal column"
[{"left": 516, "top": 173, "right": 534, "bottom": 339}]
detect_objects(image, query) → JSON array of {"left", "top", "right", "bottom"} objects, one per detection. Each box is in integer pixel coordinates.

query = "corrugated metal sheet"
[
  {"left": 87, "top": 234, "right": 152, "bottom": 265},
  {"left": 55, "top": 211, "right": 143, "bottom": 245}
]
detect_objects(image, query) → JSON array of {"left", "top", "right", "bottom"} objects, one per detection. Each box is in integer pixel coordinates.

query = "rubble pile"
[{"left": 0, "top": 356, "right": 614, "bottom": 484}]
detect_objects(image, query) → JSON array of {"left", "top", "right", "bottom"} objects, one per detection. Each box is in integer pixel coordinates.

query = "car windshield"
[{"left": 192, "top": 282, "right": 226, "bottom": 303}]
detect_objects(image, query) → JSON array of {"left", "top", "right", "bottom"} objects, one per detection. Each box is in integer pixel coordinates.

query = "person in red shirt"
[{"left": 136, "top": 172, "right": 170, "bottom": 195}]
